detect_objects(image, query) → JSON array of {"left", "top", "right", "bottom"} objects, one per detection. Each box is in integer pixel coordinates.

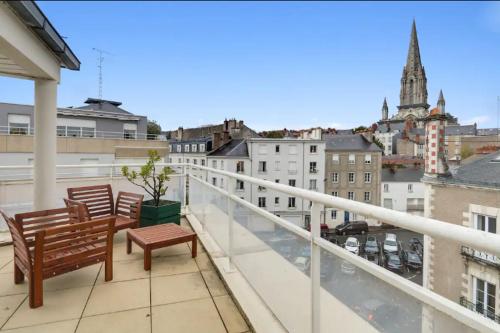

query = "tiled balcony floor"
[{"left": 0, "top": 219, "right": 250, "bottom": 333}]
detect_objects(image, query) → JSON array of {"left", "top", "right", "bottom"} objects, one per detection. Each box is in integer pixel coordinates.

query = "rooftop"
[
  {"left": 0, "top": 219, "right": 250, "bottom": 333},
  {"left": 382, "top": 167, "right": 424, "bottom": 183},
  {"left": 208, "top": 139, "right": 249, "bottom": 157},
  {"left": 325, "top": 134, "right": 382, "bottom": 152},
  {"left": 445, "top": 151, "right": 500, "bottom": 189}
]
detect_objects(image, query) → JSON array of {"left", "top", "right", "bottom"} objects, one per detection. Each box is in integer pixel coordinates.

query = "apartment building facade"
[
  {"left": 324, "top": 135, "right": 383, "bottom": 227},
  {"left": 381, "top": 167, "right": 425, "bottom": 216},
  {"left": 424, "top": 152, "right": 500, "bottom": 326},
  {"left": 247, "top": 138, "right": 325, "bottom": 227}
]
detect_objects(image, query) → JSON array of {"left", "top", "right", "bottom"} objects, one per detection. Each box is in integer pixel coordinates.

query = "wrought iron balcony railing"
[{"left": 460, "top": 296, "right": 500, "bottom": 324}]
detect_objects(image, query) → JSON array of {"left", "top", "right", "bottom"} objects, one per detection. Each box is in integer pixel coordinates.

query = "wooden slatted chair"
[
  {"left": 0, "top": 207, "right": 115, "bottom": 308},
  {"left": 65, "top": 184, "right": 143, "bottom": 232}
]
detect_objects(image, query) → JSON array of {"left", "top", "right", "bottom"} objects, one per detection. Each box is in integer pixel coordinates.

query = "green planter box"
[{"left": 140, "top": 200, "right": 181, "bottom": 227}]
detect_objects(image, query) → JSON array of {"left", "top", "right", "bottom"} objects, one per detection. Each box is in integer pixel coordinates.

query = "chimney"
[
  {"left": 424, "top": 108, "right": 450, "bottom": 178},
  {"left": 213, "top": 132, "right": 221, "bottom": 149},
  {"left": 223, "top": 131, "right": 230, "bottom": 143},
  {"left": 223, "top": 119, "right": 229, "bottom": 132},
  {"left": 177, "top": 127, "right": 184, "bottom": 140},
  {"left": 238, "top": 120, "right": 244, "bottom": 128}
]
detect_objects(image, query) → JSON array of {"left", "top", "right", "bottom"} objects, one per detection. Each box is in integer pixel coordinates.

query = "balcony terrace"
[{"left": 0, "top": 163, "right": 499, "bottom": 332}]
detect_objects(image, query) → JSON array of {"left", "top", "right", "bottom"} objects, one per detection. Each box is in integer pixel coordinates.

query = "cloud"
[{"left": 462, "top": 115, "right": 490, "bottom": 126}]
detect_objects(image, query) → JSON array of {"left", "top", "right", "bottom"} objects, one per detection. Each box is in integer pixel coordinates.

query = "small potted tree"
[{"left": 121, "top": 150, "right": 180, "bottom": 226}]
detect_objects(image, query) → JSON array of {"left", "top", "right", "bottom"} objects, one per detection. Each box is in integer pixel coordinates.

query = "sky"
[{"left": 1, "top": 1, "right": 500, "bottom": 132}]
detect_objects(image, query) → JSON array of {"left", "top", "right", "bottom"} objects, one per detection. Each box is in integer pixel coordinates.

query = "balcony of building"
[
  {"left": 0, "top": 163, "right": 499, "bottom": 332},
  {"left": 460, "top": 297, "right": 500, "bottom": 325}
]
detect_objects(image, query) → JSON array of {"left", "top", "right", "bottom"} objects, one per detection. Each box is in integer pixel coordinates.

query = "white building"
[
  {"left": 206, "top": 139, "right": 252, "bottom": 201},
  {"left": 381, "top": 167, "right": 425, "bottom": 216},
  {"left": 247, "top": 138, "right": 325, "bottom": 227}
]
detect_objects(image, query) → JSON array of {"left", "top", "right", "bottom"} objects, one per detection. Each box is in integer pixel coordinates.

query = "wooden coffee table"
[{"left": 126, "top": 224, "right": 197, "bottom": 270}]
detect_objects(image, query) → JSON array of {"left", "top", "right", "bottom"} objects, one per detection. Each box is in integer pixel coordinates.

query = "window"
[
  {"left": 275, "top": 145, "right": 280, "bottom": 153},
  {"left": 348, "top": 192, "right": 355, "bottom": 200},
  {"left": 200, "top": 143, "right": 206, "bottom": 152},
  {"left": 236, "top": 161, "right": 245, "bottom": 173},
  {"left": 258, "top": 161, "right": 267, "bottom": 173},
  {"left": 309, "top": 162, "right": 317, "bottom": 173},
  {"left": 57, "top": 118, "right": 96, "bottom": 138},
  {"left": 331, "top": 210, "right": 337, "bottom": 220},
  {"left": 201, "top": 160, "right": 205, "bottom": 166},
  {"left": 383, "top": 198, "right": 393, "bottom": 209},
  {"left": 288, "top": 179, "right": 296, "bottom": 187},
  {"left": 332, "top": 172, "right": 339, "bottom": 183},
  {"left": 212, "top": 178, "right": 217, "bottom": 186},
  {"left": 220, "top": 178, "right": 224, "bottom": 188},
  {"left": 82, "top": 127, "right": 95, "bottom": 138},
  {"left": 332, "top": 191, "right": 338, "bottom": 197},
  {"left": 408, "top": 184, "right": 413, "bottom": 193},
  {"left": 168, "top": 158, "right": 172, "bottom": 163},
  {"left": 289, "top": 145, "right": 297, "bottom": 155},
  {"left": 364, "top": 172, "right": 371, "bottom": 183},
  {"left": 384, "top": 184, "right": 389, "bottom": 192},
  {"left": 364, "top": 191, "right": 371, "bottom": 202},
  {"left": 288, "top": 197, "right": 296, "bottom": 208},
  {"left": 236, "top": 180, "right": 244, "bottom": 191},
  {"left": 309, "top": 179, "right": 317, "bottom": 190},
  {"left": 178, "top": 158, "right": 182, "bottom": 163},
  {"left": 274, "top": 197, "right": 280, "bottom": 205},
  {"left": 275, "top": 179, "right": 280, "bottom": 183},
  {"left": 193, "top": 159, "right": 197, "bottom": 165},
  {"left": 221, "top": 160, "right": 224, "bottom": 170},
  {"left": 177, "top": 145, "right": 182, "bottom": 153},
  {"left": 275, "top": 161, "right": 280, "bottom": 171},
  {"left": 212, "top": 160, "right": 217, "bottom": 169},
  {"left": 473, "top": 277, "right": 496, "bottom": 320},
  {"left": 364, "top": 154, "right": 372, "bottom": 164},
  {"left": 332, "top": 154, "right": 339, "bottom": 164},
  {"left": 474, "top": 214, "right": 497, "bottom": 234},
  {"left": 191, "top": 144, "right": 197, "bottom": 152},
  {"left": 186, "top": 158, "right": 190, "bottom": 164},
  {"left": 310, "top": 145, "right": 317, "bottom": 153},
  {"left": 348, "top": 172, "right": 355, "bottom": 183},
  {"left": 258, "top": 197, "right": 266, "bottom": 208},
  {"left": 8, "top": 114, "right": 30, "bottom": 135},
  {"left": 184, "top": 144, "right": 190, "bottom": 152},
  {"left": 348, "top": 154, "right": 355, "bottom": 164},
  {"left": 123, "top": 123, "right": 137, "bottom": 139},
  {"left": 258, "top": 145, "right": 267, "bottom": 154},
  {"left": 258, "top": 186, "right": 266, "bottom": 192},
  {"left": 288, "top": 161, "right": 297, "bottom": 174}
]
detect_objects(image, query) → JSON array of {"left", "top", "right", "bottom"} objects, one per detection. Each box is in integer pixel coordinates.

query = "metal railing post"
[
  {"left": 226, "top": 176, "right": 235, "bottom": 272},
  {"left": 183, "top": 165, "right": 188, "bottom": 209},
  {"left": 310, "top": 202, "right": 322, "bottom": 333}
]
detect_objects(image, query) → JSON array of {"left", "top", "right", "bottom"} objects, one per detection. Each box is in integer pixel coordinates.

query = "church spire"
[
  {"left": 437, "top": 89, "right": 445, "bottom": 114},
  {"left": 398, "top": 19, "right": 429, "bottom": 116},
  {"left": 406, "top": 19, "right": 423, "bottom": 72},
  {"left": 382, "top": 97, "right": 389, "bottom": 120}
]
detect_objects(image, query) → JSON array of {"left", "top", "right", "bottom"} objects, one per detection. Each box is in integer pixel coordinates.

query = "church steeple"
[
  {"left": 398, "top": 20, "right": 429, "bottom": 117},
  {"left": 437, "top": 89, "right": 445, "bottom": 114},
  {"left": 381, "top": 97, "right": 389, "bottom": 120}
]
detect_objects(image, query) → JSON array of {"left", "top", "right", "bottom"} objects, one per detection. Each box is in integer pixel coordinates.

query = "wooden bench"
[
  {"left": 126, "top": 224, "right": 197, "bottom": 270},
  {"left": 0, "top": 207, "right": 115, "bottom": 308},
  {"left": 65, "top": 184, "right": 144, "bottom": 232}
]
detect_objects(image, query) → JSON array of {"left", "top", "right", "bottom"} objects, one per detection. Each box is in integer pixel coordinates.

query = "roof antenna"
[{"left": 92, "top": 48, "right": 113, "bottom": 99}]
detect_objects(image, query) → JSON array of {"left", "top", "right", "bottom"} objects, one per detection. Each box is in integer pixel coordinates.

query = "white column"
[{"left": 33, "top": 79, "right": 58, "bottom": 210}]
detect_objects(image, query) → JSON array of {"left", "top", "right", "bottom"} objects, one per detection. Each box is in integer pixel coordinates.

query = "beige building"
[
  {"left": 424, "top": 151, "right": 500, "bottom": 325},
  {"left": 324, "top": 134, "right": 382, "bottom": 226}
]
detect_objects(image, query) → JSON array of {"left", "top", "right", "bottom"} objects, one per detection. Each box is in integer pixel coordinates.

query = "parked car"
[
  {"left": 334, "top": 221, "right": 369, "bottom": 236},
  {"left": 383, "top": 233, "right": 398, "bottom": 254},
  {"left": 294, "top": 256, "right": 310, "bottom": 272},
  {"left": 327, "top": 236, "right": 339, "bottom": 246},
  {"left": 402, "top": 250, "right": 423, "bottom": 271},
  {"left": 364, "top": 235, "right": 379, "bottom": 254},
  {"left": 409, "top": 237, "right": 423, "bottom": 256},
  {"left": 341, "top": 260, "right": 356, "bottom": 275},
  {"left": 384, "top": 253, "right": 404, "bottom": 274},
  {"left": 344, "top": 237, "right": 360, "bottom": 255}
]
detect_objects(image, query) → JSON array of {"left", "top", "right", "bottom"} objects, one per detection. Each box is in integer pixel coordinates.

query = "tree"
[
  {"left": 121, "top": 150, "right": 174, "bottom": 206},
  {"left": 353, "top": 126, "right": 367, "bottom": 133},
  {"left": 373, "top": 137, "right": 385, "bottom": 153},
  {"left": 147, "top": 120, "right": 162, "bottom": 139}
]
